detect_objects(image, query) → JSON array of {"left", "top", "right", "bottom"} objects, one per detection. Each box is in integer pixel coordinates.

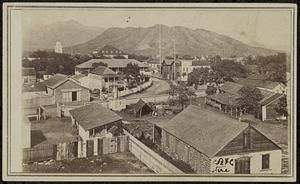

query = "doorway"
[
  {"left": 72, "top": 91, "right": 77, "bottom": 101},
  {"left": 235, "top": 157, "right": 251, "bottom": 174}
]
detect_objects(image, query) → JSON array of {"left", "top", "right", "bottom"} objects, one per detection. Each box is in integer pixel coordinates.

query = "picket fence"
[{"left": 23, "top": 135, "right": 129, "bottom": 163}]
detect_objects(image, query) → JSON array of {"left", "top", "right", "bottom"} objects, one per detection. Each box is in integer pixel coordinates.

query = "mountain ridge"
[
  {"left": 23, "top": 20, "right": 106, "bottom": 51},
  {"left": 64, "top": 24, "right": 279, "bottom": 57}
]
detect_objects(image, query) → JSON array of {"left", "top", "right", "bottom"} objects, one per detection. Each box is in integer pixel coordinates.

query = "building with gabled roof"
[
  {"left": 154, "top": 105, "right": 282, "bottom": 174},
  {"left": 98, "top": 44, "right": 128, "bottom": 59},
  {"left": 69, "top": 103, "right": 123, "bottom": 141},
  {"left": 258, "top": 93, "right": 287, "bottom": 121},
  {"left": 130, "top": 99, "right": 153, "bottom": 117},
  {"left": 233, "top": 77, "right": 286, "bottom": 94},
  {"left": 77, "top": 66, "right": 119, "bottom": 91},
  {"left": 22, "top": 67, "right": 37, "bottom": 84},
  {"left": 75, "top": 58, "right": 148, "bottom": 75}
]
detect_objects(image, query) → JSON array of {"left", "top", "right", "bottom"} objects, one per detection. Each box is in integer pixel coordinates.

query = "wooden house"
[
  {"left": 69, "top": 103, "right": 123, "bottom": 141},
  {"left": 258, "top": 93, "right": 287, "bottom": 121},
  {"left": 154, "top": 105, "right": 282, "bottom": 174}
]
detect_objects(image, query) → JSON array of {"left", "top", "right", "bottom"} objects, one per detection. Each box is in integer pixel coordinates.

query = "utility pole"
[{"left": 159, "top": 24, "right": 162, "bottom": 65}]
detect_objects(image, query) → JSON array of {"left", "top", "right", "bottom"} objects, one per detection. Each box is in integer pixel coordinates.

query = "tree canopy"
[
  {"left": 239, "top": 86, "right": 263, "bottom": 114},
  {"left": 23, "top": 50, "right": 92, "bottom": 75},
  {"left": 169, "top": 83, "right": 195, "bottom": 110}
]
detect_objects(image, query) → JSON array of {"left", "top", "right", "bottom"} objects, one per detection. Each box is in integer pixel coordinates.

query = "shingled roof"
[
  {"left": 219, "top": 82, "right": 244, "bottom": 95},
  {"left": 69, "top": 103, "right": 122, "bottom": 131},
  {"left": 233, "top": 77, "right": 281, "bottom": 90},
  {"left": 156, "top": 105, "right": 249, "bottom": 158},
  {"left": 76, "top": 59, "right": 148, "bottom": 69},
  {"left": 90, "top": 66, "right": 117, "bottom": 76},
  {"left": 207, "top": 93, "right": 241, "bottom": 106},
  {"left": 259, "top": 93, "right": 285, "bottom": 106}
]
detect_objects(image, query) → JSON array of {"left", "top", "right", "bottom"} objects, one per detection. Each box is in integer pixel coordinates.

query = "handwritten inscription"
[{"left": 211, "top": 157, "right": 234, "bottom": 173}]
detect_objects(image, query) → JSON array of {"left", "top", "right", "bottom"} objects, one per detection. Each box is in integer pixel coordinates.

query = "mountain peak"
[{"left": 65, "top": 25, "right": 277, "bottom": 57}]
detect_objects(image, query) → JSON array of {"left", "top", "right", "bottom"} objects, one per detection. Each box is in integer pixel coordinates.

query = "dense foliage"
[
  {"left": 239, "top": 86, "right": 263, "bottom": 114},
  {"left": 245, "top": 53, "right": 287, "bottom": 83},
  {"left": 23, "top": 50, "right": 92, "bottom": 75},
  {"left": 169, "top": 83, "right": 195, "bottom": 110}
]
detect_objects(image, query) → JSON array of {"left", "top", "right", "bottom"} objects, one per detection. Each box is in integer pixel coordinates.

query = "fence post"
[
  {"left": 77, "top": 141, "right": 82, "bottom": 158},
  {"left": 94, "top": 139, "right": 98, "bottom": 156}
]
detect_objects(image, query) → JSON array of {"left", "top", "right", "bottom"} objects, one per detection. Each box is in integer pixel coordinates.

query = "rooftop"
[
  {"left": 99, "top": 45, "right": 125, "bottom": 54},
  {"left": 233, "top": 77, "right": 281, "bottom": 90},
  {"left": 207, "top": 92, "right": 241, "bottom": 106},
  {"left": 69, "top": 103, "right": 122, "bottom": 131},
  {"left": 22, "top": 67, "right": 36, "bottom": 76},
  {"left": 156, "top": 105, "right": 248, "bottom": 158},
  {"left": 259, "top": 93, "right": 285, "bottom": 106},
  {"left": 192, "top": 60, "right": 210, "bottom": 66},
  {"left": 76, "top": 59, "right": 148, "bottom": 69},
  {"left": 90, "top": 66, "right": 117, "bottom": 76},
  {"left": 219, "top": 82, "right": 244, "bottom": 95}
]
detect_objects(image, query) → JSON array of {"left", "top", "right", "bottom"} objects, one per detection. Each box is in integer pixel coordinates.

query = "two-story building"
[
  {"left": 98, "top": 45, "right": 129, "bottom": 59},
  {"left": 69, "top": 103, "right": 123, "bottom": 141},
  {"left": 154, "top": 105, "right": 282, "bottom": 174},
  {"left": 77, "top": 66, "right": 119, "bottom": 91},
  {"left": 75, "top": 58, "right": 148, "bottom": 75}
]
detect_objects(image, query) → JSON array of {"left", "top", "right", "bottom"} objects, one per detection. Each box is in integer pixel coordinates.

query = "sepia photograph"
[{"left": 2, "top": 3, "right": 297, "bottom": 182}]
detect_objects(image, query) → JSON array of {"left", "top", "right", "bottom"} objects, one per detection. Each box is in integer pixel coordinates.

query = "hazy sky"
[{"left": 21, "top": 8, "right": 293, "bottom": 52}]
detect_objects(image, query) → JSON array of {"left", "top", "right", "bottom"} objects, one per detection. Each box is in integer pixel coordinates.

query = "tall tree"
[
  {"left": 169, "top": 83, "right": 195, "bottom": 110},
  {"left": 239, "top": 86, "right": 263, "bottom": 114}
]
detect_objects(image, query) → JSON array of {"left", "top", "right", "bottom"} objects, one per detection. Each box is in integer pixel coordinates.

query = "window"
[
  {"left": 262, "top": 154, "right": 270, "bottom": 169},
  {"left": 24, "top": 77, "right": 28, "bottom": 83},
  {"left": 243, "top": 131, "right": 251, "bottom": 149},
  {"left": 62, "top": 92, "right": 72, "bottom": 102}
]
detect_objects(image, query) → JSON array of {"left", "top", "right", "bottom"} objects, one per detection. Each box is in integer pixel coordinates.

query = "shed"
[
  {"left": 69, "top": 103, "right": 123, "bottom": 140},
  {"left": 131, "top": 99, "right": 153, "bottom": 117}
]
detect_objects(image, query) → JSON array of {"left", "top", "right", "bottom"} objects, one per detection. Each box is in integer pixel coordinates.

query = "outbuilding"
[
  {"left": 154, "top": 105, "right": 282, "bottom": 174},
  {"left": 69, "top": 103, "right": 123, "bottom": 141},
  {"left": 131, "top": 99, "right": 153, "bottom": 117}
]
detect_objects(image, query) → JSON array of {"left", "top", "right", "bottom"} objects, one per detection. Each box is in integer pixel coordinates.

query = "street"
[{"left": 125, "top": 77, "right": 170, "bottom": 99}]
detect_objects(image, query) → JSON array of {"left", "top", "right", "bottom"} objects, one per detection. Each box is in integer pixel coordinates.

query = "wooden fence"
[
  {"left": 124, "top": 129, "right": 184, "bottom": 174},
  {"left": 23, "top": 135, "right": 129, "bottom": 163},
  {"left": 23, "top": 144, "right": 55, "bottom": 162}
]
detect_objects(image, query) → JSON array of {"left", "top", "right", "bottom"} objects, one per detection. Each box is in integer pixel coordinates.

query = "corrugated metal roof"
[
  {"left": 69, "top": 103, "right": 122, "bottom": 131},
  {"left": 156, "top": 105, "right": 248, "bottom": 158}
]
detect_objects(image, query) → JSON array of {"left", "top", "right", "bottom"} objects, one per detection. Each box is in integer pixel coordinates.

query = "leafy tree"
[
  {"left": 275, "top": 96, "right": 288, "bottom": 117},
  {"left": 22, "top": 59, "right": 34, "bottom": 68},
  {"left": 124, "top": 63, "right": 140, "bottom": 79},
  {"left": 212, "top": 59, "right": 248, "bottom": 79},
  {"left": 255, "top": 53, "right": 287, "bottom": 83},
  {"left": 169, "top": 83, "right": 195, "bottom": 110},
  {"left": 206, "top": 85, "right": 217, "bottom": 95},
  {"left": 239, "top": 86, "right": 263, "bottom": 114}
]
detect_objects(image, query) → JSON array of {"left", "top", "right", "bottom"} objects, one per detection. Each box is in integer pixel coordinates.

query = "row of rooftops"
[
  {"left": 75, "top": 58, "right": 148, "bottom": 69},
  {"left": 69, "top": 103, "right": 279, "bottom": 159}
]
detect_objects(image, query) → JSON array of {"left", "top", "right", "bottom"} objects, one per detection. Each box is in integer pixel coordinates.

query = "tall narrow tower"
[{"left": 55, "top": 42, "right": 63, "bottom": 53}]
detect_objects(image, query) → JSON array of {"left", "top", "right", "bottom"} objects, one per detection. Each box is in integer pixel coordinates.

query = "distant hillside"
[
  {"left": 65, "top": 24, "right": 278, "bottom": 57},
  {"left": 23, "top": 20, "right": 106, "bottom": 51}
]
